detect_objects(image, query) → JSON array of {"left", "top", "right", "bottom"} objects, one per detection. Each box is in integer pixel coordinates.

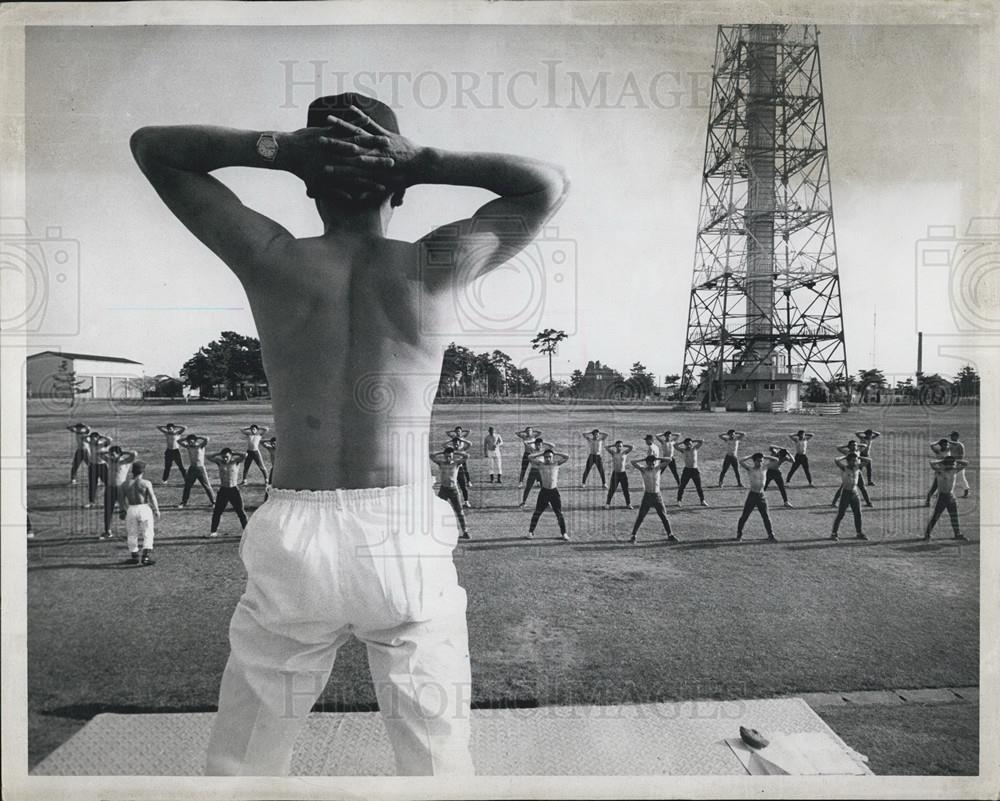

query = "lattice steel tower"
[{"left": 680, "top": 24, "right": 848, "bottom": 409}]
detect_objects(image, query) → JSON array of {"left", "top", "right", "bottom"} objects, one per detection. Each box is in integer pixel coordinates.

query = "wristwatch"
[{"left": 256, "top": 132, "right": 279, "bottom": 162}]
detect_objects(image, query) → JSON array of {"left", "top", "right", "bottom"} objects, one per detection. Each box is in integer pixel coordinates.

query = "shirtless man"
[
  {"left": 519, "top": 436, "right": 555, "bottom": 507},
  {"left": 157, "top": 422, "right": 188, "bottom": 483},
  {"left": 831, "top": 453, "right": 871, "bottom": 541},
  {"left": 924, "top": 455, "right": 969, "bottom": 540},
  {"left": 119, "top": 461, "right": 161, "bottom": 566},
  {"left": 260, "top": 435, "right": 277, "bottom": 480},
  {"left": 260, "top": 435, "right": 277, "bottom": 502},
  {"left": 642, "top": 434, "right": 661, "bottom": 459},
  {"left": 855, "top": 429, "right": 881, "bottom": 486},
  {"left": 83, "top": 431, "right": 111, "bottom": 508},
  {"left": 948, "top": 431, "right": 971, "bottom": 498},
  {"left": 736, "top": 453, "right": 777, "bottom": 541},
  {"left": 483, "top": 426, "right": 503, "bottom": 483},
  {"left": 764, "top": 446, "right": 794, "bottom": 508},
  {"left": 99, "top": 445, "right": 138, "bottom": 539},
  {"left": 516, "top": 427, "right": 542, "bottom": 487},
  {"left": 925, "top": 437, "right": 953, "bottom": 505},
  {"left": 208, "top": 448, "right": 249, "bottom": 536},
  {"left": 444, "top": 432, "right": 473, "bottom": 508},
  {"left": 133, "top": 90, "right": 567, "bottom": 775},
  {"left": 604, "top": 440, "right": 634, "bottom": 509},
  {"left": 431, "top": 447, "right": 469, "bottom": 538},
  {"left": 628, "top": 455, "right": 678, "bottom": 543},
  {"left": 526, "top": 449, "right": 570, "bottom": 540},
  {"left": 717, "top": 429, "right": 746, "bottom": 488},
  {"left": 239, "top": 424, "right": 270, "bottom": 484},
  {"left": 581, "top": 429, "right": 608, "bottom": 487},
  {"left": 785, "top": 430, "right": 814, "bottom": 485},
  {"left": 832, "top": 441, "right": 872, "bottom": 507},
  {"left": 655, "top": 430, "right": 682, "bottom": 485},
  {"left": 675, "top": 438, "right": 708, "bottom": 506},
  {"left": 178, "top": 434, "right": 216, "bottom": 508},
  {"left": 67, "top": 422, "right": 91, "bottom": 484}
]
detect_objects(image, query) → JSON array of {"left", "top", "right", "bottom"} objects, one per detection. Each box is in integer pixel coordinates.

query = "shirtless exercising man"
[{"left": 133, "top": 91, "right": 567, "bottom": 776}]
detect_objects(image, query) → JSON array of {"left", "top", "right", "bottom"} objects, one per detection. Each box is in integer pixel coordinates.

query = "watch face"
[{"left": 257, "top": 134, "right": 278, "bottom": 160}]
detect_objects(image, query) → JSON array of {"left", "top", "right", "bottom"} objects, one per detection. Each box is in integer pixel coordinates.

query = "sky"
[{"left": 22, "top": 23, "right": 986, "bottom": 386}]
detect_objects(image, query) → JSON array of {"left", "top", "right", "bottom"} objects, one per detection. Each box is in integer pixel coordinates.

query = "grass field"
[{"left": 24, "top": 399, "right": 980, "bottom": 774}]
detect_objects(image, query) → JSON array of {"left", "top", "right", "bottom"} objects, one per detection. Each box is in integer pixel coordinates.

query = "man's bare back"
[
  {"left": 250, "top": 235, "right": 450, "bottom": 488},
  {"left": 132, "top": 94, "right": 567, "bottom": 492}
]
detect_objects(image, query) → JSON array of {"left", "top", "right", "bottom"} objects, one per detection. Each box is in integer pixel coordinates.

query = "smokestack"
[{"left": 917, "top": 331, "right": 923, "bottom": 377}]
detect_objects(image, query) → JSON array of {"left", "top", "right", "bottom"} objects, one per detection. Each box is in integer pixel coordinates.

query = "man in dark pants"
[
  {"left": 737, "top": 453, "right": 778, "bottom": 541},
  {"left": 832, "top": 441, "right": 872, "bottom": 507},
  {"left": 655, "top": 430, "right": 682, "bottom": 485},
  {"left": 515, "top": 427, "right": 542, "bottom": 487},
  {"left": 765, "top": 446, "right": 794, "bottom": 508},
  {"left": 604, "top": 440, "right": 634, "bottom": 509},
  {"left": 581, "top": 429, "right": 608, "bottom": 487},
  {"left": 629, "top": 455, "right": 678, "bottom": 543},
  {"left": 519, "top": 435, "right": 554, "bottom": 507},
  {"left": 924, "top": 456, "right": 969, "bottom": 540},
  {"left": 786, "top": 429, "right": 814, "bottom": 485},
  {"left": 207, "top": 448, "right": 248, "bottom": 536},
  {"left": 178, "top": 433, "right": 216, "bottom": 508},
  {"left": 717, "top": 429, "right": 746, "bottom": 488},
  {"left": 676, "top": 438, "right": 708, "bottom": 507},
  {"left": 67, "top": 422, "right": 91, "bottom": 484},
  {"left": 100, "top": 445, "right": 138, "bottom": 539},
  {"left": 83, "top": 431, "right": 111, "bottom": 508},
  {"left": 527, "top": 449, "right": 569, "bottom": 540},
  {"left": 431, "top": 447, "right": 469, "bottom": 539},
  {"left": 157, "top": 422, "right": 188, "bottom": 483},
  {"left": 831, "top": 453, "right": 871, "bottom": 541}
]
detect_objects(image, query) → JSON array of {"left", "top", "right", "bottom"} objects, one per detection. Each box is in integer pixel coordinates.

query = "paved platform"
[{"left": 31, "top": 697, "right": 871, "bottom": 776}]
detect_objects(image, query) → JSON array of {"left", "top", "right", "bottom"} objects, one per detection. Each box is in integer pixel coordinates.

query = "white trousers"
[
  {"left": 205, "top": 485, "right": 473, "bottom": 776},
  {"left": 487, "top": 451, "right": 502, "bottom": 475},
  {"left": 125, "top": 504, "right": 155, "bottom": 551},
  {"left": 957, "top": 468, "right": 970, "bottom": 491}
]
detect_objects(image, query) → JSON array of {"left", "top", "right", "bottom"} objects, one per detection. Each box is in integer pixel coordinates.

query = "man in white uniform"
[
  {"left": 133, "top": 90, "right": 567, "bottom": 775},
  {"left": 119, "top": 461, "right": 161, "bottom": 566},
  {"left": 483, "top": 427, "right": 503, "bottom": 483},
  {"left": 948, "top": 431, "right": 971, "bottom": 497}
]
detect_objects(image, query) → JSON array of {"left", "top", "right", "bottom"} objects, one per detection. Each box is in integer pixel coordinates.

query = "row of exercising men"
[
  {"left": 64, "top": 423, "right": 280, "bottom": 549},
  {"left": 433, "top": 426, "right": 969, "bottom": 542}
]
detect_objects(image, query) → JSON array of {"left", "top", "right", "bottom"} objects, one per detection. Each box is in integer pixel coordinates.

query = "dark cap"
[
  {"left": 308, "top": 93, "right": 399, "bottom": 133},
  {"left": 131, "top": 462, "right": 145, "bottom": 476}
]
